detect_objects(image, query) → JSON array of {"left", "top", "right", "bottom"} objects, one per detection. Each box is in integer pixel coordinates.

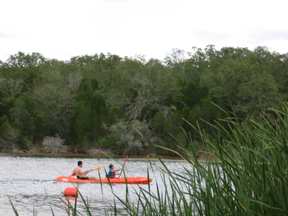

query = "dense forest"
[{"left": 0, "top": 46, "right": 287, "bottom": 156}]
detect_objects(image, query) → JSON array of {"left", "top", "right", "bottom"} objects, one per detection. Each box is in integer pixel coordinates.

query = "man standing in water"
[{"left": 71, "top": 160, "right": 95, "bottom": 179}]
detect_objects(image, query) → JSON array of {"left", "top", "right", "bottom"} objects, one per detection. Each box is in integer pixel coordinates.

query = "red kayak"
[{"left": 55, "top": 176, "right": 152, "bottom": 184}]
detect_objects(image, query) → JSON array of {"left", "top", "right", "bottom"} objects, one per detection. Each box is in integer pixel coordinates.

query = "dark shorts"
[{"left": 77, "top": 176, "right": 89, "bottom": 179}]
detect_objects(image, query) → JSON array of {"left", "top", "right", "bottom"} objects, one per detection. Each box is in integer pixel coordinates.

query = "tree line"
[{"left": 0, "top": 46, "right": 287, "bottom": 155}]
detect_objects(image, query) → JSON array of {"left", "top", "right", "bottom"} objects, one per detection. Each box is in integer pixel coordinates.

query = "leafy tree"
[
  {"left": 0, "top": 47, "right": 287, "bottom": 155},
  {"left": 69, "top": 78, "right": 108, "bottom": 148}
]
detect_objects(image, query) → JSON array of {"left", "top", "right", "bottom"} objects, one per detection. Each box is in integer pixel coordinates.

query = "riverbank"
[
  {"left": 0, "top": 149, "right": 184, "bottom": 160},
  {"left": 0, "top": 139, "right": 212, "bottom": 160}
]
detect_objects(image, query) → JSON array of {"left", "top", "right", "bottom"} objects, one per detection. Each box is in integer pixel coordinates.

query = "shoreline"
[{"left": 0, "top": 151, "right": 184, "bottom": 161}]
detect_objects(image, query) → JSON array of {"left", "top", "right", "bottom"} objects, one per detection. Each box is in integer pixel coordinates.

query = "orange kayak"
[{"left": 55, "top": 176, "right": 152, "bottom": 184}]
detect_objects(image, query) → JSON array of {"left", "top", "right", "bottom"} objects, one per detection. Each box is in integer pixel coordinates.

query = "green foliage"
[
  {"left": 69, "top": 78, "right": 108, "bottom": 147},
  {"left": 0, "top": 47, "right": 287, "bottom": 155},
  {"left": 107, "top": 120, "right": 156, "bottom": 155}
]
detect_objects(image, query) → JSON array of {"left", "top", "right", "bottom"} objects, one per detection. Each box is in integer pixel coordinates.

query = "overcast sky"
[{"left": 1, "top": 0, "right": 288, "bottom": 61}]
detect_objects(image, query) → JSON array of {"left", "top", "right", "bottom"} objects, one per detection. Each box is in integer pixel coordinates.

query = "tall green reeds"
[{"left": 119, "top": 107, "right": 288, "bottom": 215}]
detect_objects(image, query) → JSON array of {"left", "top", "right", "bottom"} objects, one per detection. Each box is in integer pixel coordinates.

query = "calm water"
[{"left": 0, "top": 156, "right": 186, "bottom": 215}]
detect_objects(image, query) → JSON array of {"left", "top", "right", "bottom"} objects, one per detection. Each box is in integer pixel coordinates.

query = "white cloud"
[
  {"left": 0, "top": 32, "right": 13, "bottom": 39},
  {"left": 0, "top": 0, "right": 288, "bottom": 61}
]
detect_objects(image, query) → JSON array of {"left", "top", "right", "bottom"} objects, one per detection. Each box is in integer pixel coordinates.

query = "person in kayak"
[
  {"left": 106, "top": 164, "right": 120, "bottom": 178},
  {"left": 71, "top": 160, "right": 95, "bottom": 179}
]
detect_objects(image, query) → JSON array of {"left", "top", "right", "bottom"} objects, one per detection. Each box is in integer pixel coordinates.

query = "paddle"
[
  {"left": 94, "top": 165, "right": 103, "bottom": 171},
  {"left": 85, "top": 165, "right": 103, "bottom": 174},
  {"left": 118, "top": 156, "right": 128, "bottom": 177}
]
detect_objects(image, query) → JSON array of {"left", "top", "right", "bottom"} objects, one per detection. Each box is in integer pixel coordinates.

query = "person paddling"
[
  {"left": 71, "top": 160, "right": 95, "bottom": 179},
  {"left": 106, "top": 164, "right": 120, "bottom": 178}
]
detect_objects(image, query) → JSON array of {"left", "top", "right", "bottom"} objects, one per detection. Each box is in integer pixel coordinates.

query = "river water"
[{"left": 0, "top": 156, "right": 187, "bottom": 215}]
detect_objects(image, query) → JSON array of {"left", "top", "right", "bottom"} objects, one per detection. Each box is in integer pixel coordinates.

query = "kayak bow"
[{"left": 55, "top": 176, "right": 152, "bottom": 184}]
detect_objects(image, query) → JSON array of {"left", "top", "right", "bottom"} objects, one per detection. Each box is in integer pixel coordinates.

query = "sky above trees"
[{"left": 1, "top": 0, "right": 288, "bottom": 61}]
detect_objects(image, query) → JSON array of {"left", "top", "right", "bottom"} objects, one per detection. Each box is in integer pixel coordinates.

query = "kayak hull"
[{"left": 55, "top": 176, "right": 152, "bottom": 184}]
